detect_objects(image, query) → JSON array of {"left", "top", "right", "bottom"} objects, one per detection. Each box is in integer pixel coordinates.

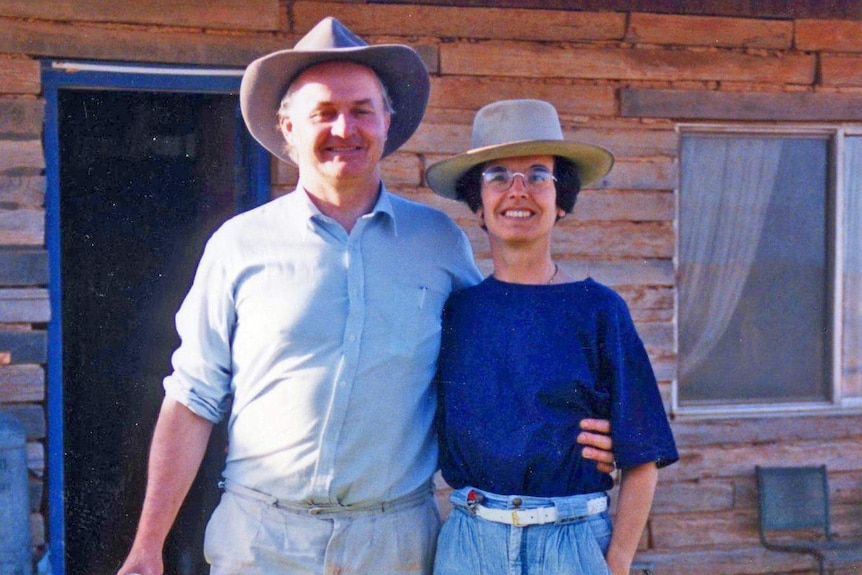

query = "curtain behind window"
[
  {"left": 679, "top": 134, "right": 829, "bottom": 406},
  {"left": 678, "top": 137, "right": 782, "bottom": 379}
]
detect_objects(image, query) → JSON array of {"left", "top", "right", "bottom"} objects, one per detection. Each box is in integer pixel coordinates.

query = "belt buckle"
[{"left": 511, "top": 509, "right": 521, "bottom": 526}]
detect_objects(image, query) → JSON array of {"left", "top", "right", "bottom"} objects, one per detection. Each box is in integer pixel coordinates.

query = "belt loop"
[
  {"left": 466, "top": 489, "right": 484, "bottom": 514},
  {"left": 221, "top": 479, "right": 279, "bottom": 506}
]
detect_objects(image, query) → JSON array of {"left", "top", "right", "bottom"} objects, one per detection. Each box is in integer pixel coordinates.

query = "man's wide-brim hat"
[
  {"left": 426, "top": 99, "right": 614, "bottom": 201},
  {"left": 240, "top": 16, "right": 430, "bottom": 163}
]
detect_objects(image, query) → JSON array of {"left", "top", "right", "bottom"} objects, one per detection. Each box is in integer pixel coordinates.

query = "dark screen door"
[{"left": 58, "top": 89, "right": 253, "bottom": 574}]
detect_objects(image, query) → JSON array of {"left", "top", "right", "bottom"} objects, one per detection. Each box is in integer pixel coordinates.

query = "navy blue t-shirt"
[{"left": 435, "top": 276, "right": 678, "bottom": 497}]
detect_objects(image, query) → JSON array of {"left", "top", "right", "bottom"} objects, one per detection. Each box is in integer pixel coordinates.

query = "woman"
[{"left": 426, "top": 100, "right": 678, "bottom": 575}]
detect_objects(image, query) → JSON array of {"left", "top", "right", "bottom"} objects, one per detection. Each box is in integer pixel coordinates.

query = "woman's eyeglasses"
[{"left": 480, "top": 166, "right": 557, "bottom": 192}]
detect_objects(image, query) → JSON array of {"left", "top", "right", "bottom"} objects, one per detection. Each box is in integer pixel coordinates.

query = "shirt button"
[
  {"left": 512, "top": 498, "right": 522, "bottom": 507},
  {"left": 348, "top": 334, "right": 356, "bottom": 342}
]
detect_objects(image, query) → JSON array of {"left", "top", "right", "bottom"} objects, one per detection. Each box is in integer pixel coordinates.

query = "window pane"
[
  {"left": 844, "top": 136, "right": 862, "bottom": 399},
  {"left": 678, "top": 135, "right": 830, "bottom": 406}
]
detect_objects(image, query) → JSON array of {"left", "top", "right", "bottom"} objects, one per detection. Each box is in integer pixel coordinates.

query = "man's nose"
[{"left": 331, "top": 113, "right": 353, "bottom": 137}]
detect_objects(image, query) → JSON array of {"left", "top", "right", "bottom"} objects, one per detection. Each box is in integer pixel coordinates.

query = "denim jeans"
[
  {"left": 204, "top": 481, "right": 441, "bottom": 575},
  {"left": 434, "top": 487, "right": 613, "bottom": 575}
]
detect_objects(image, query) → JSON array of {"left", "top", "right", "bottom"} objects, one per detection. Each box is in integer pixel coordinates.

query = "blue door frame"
[{"left": 41, "top": 61, "right": 270, "bottom": 575}]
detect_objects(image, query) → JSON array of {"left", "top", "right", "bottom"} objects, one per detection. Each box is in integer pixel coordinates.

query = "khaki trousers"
[{"left": 203, "top": 483, "right": 441, "bottom": 575}]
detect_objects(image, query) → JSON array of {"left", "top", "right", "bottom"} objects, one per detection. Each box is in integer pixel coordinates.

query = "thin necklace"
[{"left": 547, "top": 263, "right": 559, "bottom": 285}]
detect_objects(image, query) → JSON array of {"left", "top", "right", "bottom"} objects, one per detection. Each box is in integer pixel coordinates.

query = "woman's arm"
[{"left": 605, "top": 462, "right": 658, "bottom": 575}]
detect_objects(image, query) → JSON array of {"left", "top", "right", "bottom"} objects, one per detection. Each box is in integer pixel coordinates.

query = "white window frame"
[{"left": 672, "top": 123, "right": 862, "bottom": 418}]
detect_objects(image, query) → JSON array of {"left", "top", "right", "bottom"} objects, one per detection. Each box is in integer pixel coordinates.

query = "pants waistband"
[
  {"left": 450, "top": 486, "right": 608, "bottom": 526},
  {"left": 219, "top": 479, "right": 432, "bottom": 516}
]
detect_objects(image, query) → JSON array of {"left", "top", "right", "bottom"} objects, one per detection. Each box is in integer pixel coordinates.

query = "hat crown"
[
  {"left": 471, "top": 100, "right": 564, "bottom": 150},
  {"left": 295, "top": 16, "right": 368, "bottom": 51}
]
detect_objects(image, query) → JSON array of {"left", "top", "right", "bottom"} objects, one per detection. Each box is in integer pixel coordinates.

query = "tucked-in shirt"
[
  {"left": 436, "top": 276, "right": 678, "bottom": 497},
  {"left": 164, "top": 186, "right": 482, "bottom": 505}
]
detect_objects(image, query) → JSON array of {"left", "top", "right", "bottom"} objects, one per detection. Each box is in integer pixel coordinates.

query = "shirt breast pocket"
[{"left": 371, "top": 282, "right": 449, "bottom": 358}]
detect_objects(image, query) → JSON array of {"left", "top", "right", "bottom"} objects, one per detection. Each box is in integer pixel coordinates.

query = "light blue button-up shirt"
[{"left": 164, "top": 186, "right": 481, "bottom": 505}]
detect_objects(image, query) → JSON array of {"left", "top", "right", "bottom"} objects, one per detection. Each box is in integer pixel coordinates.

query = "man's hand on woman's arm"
[{"left": 577, "top": 418, "right": 615, "bottom": 474}]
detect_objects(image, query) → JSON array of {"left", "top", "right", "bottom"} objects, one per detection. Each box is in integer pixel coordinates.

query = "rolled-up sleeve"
[{"left": 163, "top": 233, "right": 235, "bottom": 423}]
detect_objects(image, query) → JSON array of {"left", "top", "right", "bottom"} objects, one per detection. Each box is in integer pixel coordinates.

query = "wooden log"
[
  {"left": 598, "top": 159, "right": 678, "bottom": 191},
  {"left": 627, "top": 13, "right": 793, "bottom": 49},
  {"left": 440, "top": 41, "right": 815, "bottom": 84},
  {"left": 0, "top": 99, "right": 45, "bottom": 138},
  {"left": 0, "top": 19, "right": 292, "bottom": 67},
  {"left": 0, "top": 0, "right": 280, "bottom": 32},
  {"left": 671, "top": 413, "right": 862, "bottom": 448},
  {"left": 427, "top": 76, "right": 616, "bottom": 117},
  {"left": 0, "top": 57, "right": 40, "bottom": 95},
  {"left": 0, "top": 139, "right": 44, "bottom": 172},
  {"left": 0, "top": 209, "right": 44, "bottom": 246},
  {"left": 666, "top": 436, "right": 862, "bottom": 481},
  {"left": 0, "top": 249, "right": 48, "bottom": 287},
  {"left": 821, "top": 54, "right": 862, "bottom": 87},
  {"left": 0, "top": 176, "right": 46, "bottom": 208},
  {"left": 0, "top": 404, "right": 45, "bottom": 440},
  {"left": 0, "top": 364, "right": 44, "bottom": 403},
  {"left": 796, "top": 18, "right": 862, "bottom": 52},
  {"left": 622, "top": 88, "right": 862, "bottom": 121},
  {"left": 296, "top": 1, "right": 625, "bottom": 42},
  {"left": 0, "top": 289, "right": 50, "bottom": 323},
  {"left": 381, "top": 152, "right": 423, "bottom": 187},
  {"left": 0, "top": 331, "right": 46, "bottom": 364},
  {"left": 573, "top": 190, "right": 674, "bottom": 223}
]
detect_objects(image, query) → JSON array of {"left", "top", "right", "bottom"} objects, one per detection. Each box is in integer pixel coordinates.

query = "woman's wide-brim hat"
[
  {"left": 426, "top": 99, "right": 614, "bottom": 201},
  {"left": 240, "top": 16, "right": 430, "bottom": 163}
]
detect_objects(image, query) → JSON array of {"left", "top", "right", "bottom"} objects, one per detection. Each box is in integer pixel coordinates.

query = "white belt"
[{"left": 472, "top": 497, "right": 607, "bottom": 526}]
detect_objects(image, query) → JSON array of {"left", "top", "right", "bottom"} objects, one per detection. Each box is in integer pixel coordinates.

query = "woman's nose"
[{"left": 508, "top": 173, "right": 529, "bottom": 195}]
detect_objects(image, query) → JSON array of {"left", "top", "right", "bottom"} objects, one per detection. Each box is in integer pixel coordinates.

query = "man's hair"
[
  {"left": 454, "top": 157, "right": 582, "bottom": 215},
  {"left": 274, "top": 63, "right": 395, "bottom": 161}
]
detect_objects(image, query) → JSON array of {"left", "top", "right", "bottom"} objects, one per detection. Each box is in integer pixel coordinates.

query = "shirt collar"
[
  {"left": 290, "top": 182, "right": 398, "bottom": 237},
  {"left": 371, "top": 185, "right": 398, "bottom": 235}
]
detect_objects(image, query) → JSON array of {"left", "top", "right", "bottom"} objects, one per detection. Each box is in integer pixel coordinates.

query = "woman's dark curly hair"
[{"left": 454, "top": 157, "right": 582, "bottom": 214}]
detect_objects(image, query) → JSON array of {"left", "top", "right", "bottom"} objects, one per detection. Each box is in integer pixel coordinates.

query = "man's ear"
[
  {"left": 279, "top": 116, "right": 293, "bottom": 146},
  {"left": 383, "top": 110, "right": 392, "bottom": 135}
]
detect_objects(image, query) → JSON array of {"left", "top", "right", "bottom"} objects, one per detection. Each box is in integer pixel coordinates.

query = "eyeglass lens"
[{"left": 481, "top": 167, "right": 556, "bottom": 190}]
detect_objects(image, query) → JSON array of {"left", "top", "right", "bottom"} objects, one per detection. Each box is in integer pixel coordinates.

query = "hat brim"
[
  {"left": 425, "top": 140, "right": 614, "bottom": 201},
  {"left": 240, "top": 44, "right": 430, "bottom": 163}
]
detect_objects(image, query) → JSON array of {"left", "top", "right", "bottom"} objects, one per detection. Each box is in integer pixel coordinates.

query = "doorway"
[{"left": 43, "top": 64, "right": 269, "bottom": 575}]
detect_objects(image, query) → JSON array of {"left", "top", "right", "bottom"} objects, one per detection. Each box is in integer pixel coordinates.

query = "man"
[{"left": 118, "top": 17, "right": 614, "bottom": 575}]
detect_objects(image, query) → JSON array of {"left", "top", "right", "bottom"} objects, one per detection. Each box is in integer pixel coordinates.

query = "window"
[
  {"left": 677, "top": 128, "right": 862, "bottom": 412},
  {"left": 843, "top": 136, "right": 862, "bottom": 403}
]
